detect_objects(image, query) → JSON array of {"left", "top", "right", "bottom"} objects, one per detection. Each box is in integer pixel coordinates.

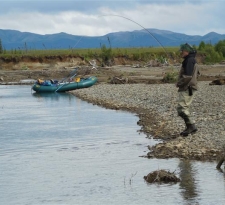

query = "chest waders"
[{"left": 177, "top": 64, "right": 198, "bottom": 137}]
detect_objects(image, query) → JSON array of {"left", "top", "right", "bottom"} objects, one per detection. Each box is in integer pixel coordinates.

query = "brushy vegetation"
[
  {"left": 162, "top": 67, "right": 179, "bottom": 83},
  {"left": 198, "top": 41, "right": 225, "bottom": 63},
  {"left": 0, "top": 45, "right": 175, "bottom": 59}
]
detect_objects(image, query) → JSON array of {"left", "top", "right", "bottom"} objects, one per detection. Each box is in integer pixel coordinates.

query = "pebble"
[{"left": 71, "top": 81, "right": 225, "bottom": 160}]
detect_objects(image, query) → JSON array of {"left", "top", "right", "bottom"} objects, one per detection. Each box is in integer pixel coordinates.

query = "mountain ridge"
[{"left": 0, "top": 28, "right": 225, "bottom": 50}]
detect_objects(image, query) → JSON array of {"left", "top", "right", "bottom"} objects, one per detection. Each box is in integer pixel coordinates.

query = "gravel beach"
[
  {"left": 71, "top": 82, "right": 225, "bottom": 161},
  {"left": 1, "top": 55, "right": 225, "bottom": 161}
]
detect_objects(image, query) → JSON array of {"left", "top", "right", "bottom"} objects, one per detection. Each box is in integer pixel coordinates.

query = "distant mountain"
[{"left": 0, "top": 28, "right": 225, "bottom": 50}]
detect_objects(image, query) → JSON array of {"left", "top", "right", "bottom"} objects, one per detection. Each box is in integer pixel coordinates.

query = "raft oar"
[{"left": 55, "top": 68, "right": 78, "bottom": 92}]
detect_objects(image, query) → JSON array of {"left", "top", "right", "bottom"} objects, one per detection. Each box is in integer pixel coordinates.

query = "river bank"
[
  {"left": 1, "top": 61, "right": 225, "bottom": 161},
  {"left": 70, "top": 82, "right": 225, "bottom": 161},
  {"left": 1, "top": 63, "right": 225, "bottom": 85}
]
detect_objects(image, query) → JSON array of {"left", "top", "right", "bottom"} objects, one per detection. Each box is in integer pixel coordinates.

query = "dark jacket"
[{"left": 177, "top": 52, "right": 198, "bottom": 92}]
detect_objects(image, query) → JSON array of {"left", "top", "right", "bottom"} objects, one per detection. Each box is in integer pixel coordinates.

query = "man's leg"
[{"left": 177, "top": 90, "right": 197, "bottom": 136}]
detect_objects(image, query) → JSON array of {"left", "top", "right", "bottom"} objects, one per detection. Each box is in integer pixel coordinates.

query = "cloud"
[{"left": 0, "top": 0, "right": 224, "bottom": 36}]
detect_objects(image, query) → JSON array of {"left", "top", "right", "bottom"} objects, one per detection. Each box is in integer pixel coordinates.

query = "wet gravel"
[{"left": 71, "top": 81, "right": 225, "bottom": 161}]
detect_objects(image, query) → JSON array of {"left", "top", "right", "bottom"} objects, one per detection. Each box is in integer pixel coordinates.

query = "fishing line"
[
  {"left": 72, "top": 36, "right": 83, "bottom": 48},
  {"left": 99, "top": 14, "right": 169, "bottom": 57},
  {"left": 72, "top": 14, "right": 171, "bottom": 60}
]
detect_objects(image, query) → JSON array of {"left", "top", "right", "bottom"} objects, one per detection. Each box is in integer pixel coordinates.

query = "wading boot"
[
  {"left": 180, "top": 127, "right": 188, "bottom": 136},
  {"left": 181, "top": 124, "right": 197, "bottom": 137},
  {"left": 179, "top": 120, "right": 189, "bottom": 136}
]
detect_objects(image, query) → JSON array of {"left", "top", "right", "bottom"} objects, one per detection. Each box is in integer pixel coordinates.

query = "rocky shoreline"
[
  {"left": 1, "top": 62, "right": 225, "bottom": 161},
  {"left": 70, "top": 82, "right": 225, "bottom": 161}
]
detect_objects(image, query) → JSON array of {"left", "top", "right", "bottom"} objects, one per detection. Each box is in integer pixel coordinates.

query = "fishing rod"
[
  {"left": 72, "top": 14, "right": 172, "bottom": 60},
  {"left": 99, "top": 14, "right": 170, "bottom": 57}
]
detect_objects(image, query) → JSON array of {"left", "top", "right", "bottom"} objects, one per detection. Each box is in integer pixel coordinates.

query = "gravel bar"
[{"left": 70, "top": 82, "right": 225, "bottom": 161}]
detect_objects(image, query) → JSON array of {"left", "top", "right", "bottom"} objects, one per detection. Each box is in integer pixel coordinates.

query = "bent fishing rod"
[
  {"left": 73, "top": 14, "right": 173, "bottom": 58},
  {"left": 73, "top": 14, "right": 173, "bottom": 61},
  {"left": 99, "top": 14, "right": 170, "bottom": 56}
]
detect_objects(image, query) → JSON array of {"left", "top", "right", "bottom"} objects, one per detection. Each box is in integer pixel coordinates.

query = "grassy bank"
[{"left": 0, "top": 47, "right": 179, "bottom": 63}]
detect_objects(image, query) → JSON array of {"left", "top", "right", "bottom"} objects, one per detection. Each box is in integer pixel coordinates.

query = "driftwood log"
[
  {"left": 209, "top": 78, "right": 225, "bottom": 85},
  {"left": 110, "top": 76, "right": 128, "bottom": 84}
]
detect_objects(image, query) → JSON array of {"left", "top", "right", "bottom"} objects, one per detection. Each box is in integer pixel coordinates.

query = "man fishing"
[{"left": 176, "top": 43, "right": 198, "bottom": 136}]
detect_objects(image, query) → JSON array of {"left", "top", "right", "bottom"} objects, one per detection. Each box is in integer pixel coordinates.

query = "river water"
[{"left": 0, "top": 85, "right": 225, "bottom": 205}]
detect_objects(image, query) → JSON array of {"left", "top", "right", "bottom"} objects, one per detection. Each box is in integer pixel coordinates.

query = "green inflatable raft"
[{"left": 32, "top": 76, "right": 97, "bottom": 93}]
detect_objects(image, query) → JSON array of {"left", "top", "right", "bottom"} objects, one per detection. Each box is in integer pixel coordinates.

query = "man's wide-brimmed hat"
[{"left": 179, "top": 43, "right": 194, "bottom": 52}]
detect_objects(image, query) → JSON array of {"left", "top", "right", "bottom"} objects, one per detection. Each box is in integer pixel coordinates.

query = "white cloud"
[{"left": 0, "top": 1, "right": 224, "bottom": 36}]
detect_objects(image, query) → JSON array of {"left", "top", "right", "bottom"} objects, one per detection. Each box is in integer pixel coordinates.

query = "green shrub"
[
  {"left": 215, "top": 40, "right": 225, "bottom": 58},
  {"left": 204, "top": 47, "right": 223, "bottom": 63},
  {"left": 163, "top": 68, "right": 178, "bottom": 83},
  {"left": 198, "top": 42, "right": 224, "bottom": 63},
  {"left": 21, "top": 65, "right": 29, "bottom": 70},
  {"left": 100, "top": 44, "right": 112, "bottom": 65}
]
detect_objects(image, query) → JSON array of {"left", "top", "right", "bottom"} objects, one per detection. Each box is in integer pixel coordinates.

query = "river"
[{"left": 0, "top": 85, "right": 224, "bottom": 205}]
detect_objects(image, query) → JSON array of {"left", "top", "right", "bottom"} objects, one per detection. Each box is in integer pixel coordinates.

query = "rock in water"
[{"left": 144, "top": 169, "right": 180, "bottom": 183}]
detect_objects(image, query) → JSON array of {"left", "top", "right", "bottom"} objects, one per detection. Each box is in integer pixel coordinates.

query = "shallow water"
[{"left": 0, "top": 85, "right": 225, "bottom": 205}]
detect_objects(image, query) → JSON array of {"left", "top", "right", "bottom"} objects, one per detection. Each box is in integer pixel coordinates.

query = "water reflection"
[
  {"left": 32, "top": 92, "right": 73, "bottom": 99},
  {"left": 32, "top": 92, "right": 78, "bottom": 106},
  {"left": 179, "top": 160, "right": 198, "bottom": 203}
]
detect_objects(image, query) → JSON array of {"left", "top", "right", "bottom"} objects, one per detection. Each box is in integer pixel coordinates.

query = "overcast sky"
[{"left": 0, "top": 0, "right": 224, "bottom": 36}]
